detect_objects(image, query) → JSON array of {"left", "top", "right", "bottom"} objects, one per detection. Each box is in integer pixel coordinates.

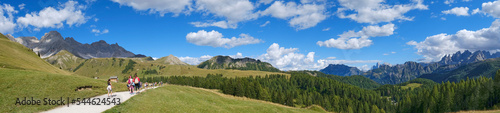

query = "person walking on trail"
[
  {"left": 134, "top": 74, "right": 140, "bottom": 92},
  {"left": 127, "top": 76, "right": 134, "bottom": 94},
  {"left": 107, "top": 79, "right": 113, "bottom": 97}
]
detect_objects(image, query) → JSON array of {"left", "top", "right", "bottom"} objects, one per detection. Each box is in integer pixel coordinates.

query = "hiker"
[
  {"left": 127, "top": 76, "right": 134, "bottom": 94},
  {"left": 134, "top": 74, "right": 140, "bottom": 92},
  {"left": 107, "top": 79, "right": 113, "bottom": 97}
]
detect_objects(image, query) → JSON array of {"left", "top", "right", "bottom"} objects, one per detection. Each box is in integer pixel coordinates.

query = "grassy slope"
[
  {"left": 0, "top": 68, "right": 127, "bottom": 112},
  {"left": 400, "top": 83, "right": 423, "bottom": 90},
  {"left": 44, "top": 50, "right": 85, "bottom": 72},
  {"left": 105, "top": 85, "right": 327, "bottom": 113},
  {"left": 0, "top": 33, "right": 70, "bottom": 75},
  {"left": 69, "top": 57, "right": 288, "bottom": 80}
]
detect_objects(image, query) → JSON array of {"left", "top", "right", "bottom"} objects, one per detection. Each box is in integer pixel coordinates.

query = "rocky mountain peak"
[{"left": 40, "top": 31, "right": 64, "bottom": 42}]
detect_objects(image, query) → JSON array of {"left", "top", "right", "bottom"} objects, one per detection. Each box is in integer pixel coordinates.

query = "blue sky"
[{"left": 1, "top": 0, "right": 500, "bottom": 70}]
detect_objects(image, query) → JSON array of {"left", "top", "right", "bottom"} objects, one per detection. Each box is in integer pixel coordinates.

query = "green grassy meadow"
[{"left": 105, "top": 85, "right": 327, "bottom": 113}]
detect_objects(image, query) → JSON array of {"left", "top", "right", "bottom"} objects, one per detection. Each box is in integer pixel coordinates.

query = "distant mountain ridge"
[
  {"left": 7, "top": 31, "right": 140, "bottom": 59},
  {"left": 361, "top": 50, "right": 500, "bottom": 84},
  {"left": 319, "top": 64, "right": 363, "bottom": 76},
  {"left": 197, "top": 56, "right": 280, "bottom": 72}
]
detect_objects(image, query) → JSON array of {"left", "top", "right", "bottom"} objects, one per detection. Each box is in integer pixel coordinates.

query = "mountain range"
[
  {"left": 320, "top": 50, "right": 500, "bottom": 84},
  {"left": 6, "top": 31, "right": 139, "bottom": 59},
  {"left": 197, "top": 55, "right": 280, "bottom": 72}
]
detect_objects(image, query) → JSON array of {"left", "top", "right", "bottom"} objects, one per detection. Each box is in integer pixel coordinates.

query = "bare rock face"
[{"left": 8, "top": 31, "right": 137, "bottom": 59}]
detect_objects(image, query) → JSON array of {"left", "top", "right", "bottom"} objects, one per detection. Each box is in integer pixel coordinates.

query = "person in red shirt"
[{"left": 134, "top": 74, "right": 140, "bottom": 92}]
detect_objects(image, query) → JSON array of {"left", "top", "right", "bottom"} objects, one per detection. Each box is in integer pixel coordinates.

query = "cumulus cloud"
[
  {"left": 317, "top": 23, "right": 395, "bottom": 49},
  {"left": 178, "top": 55, "right": 213, "bottom": 65},
  {"left": 258, "top": 0, "right": 274, "bottom": 5},
  {"left": 337, "top": 0, "right": 427, "bottom": 24},
  {"left": 258, "top": 43, "right": 316, "bottom": 70},
  {"left": 91, "top": 29, "right": 109, "bottom": 36},
  {"left": 17, "top": 1, "right": 87, "bottom": 29},
  {"left": 111, "top": 0, "right": 192, "bottom": 16},
  {"left": 260, "top": 1, "right": 327, "bottom": 30},
  {"left": 0, "top": 4, "right": 17, "bottom": 34},
  {"left": 442, "top": 7, "right": 470, "bottom": 16},
  {"left": 193, "top": 0, "right": 257, "bottom": 28},
  {"left": 186, "top": 30, "right": 263, "bottom": 48},
  {"left": 407, "top": 19, "right": 500, "bottom": 61},
  {"left": 482, "top": 0, "right": 500, "bottom": 18}
]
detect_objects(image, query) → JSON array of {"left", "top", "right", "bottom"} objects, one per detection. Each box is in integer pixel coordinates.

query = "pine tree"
[{"left": 371, "top": 105, "right": 380, "bottom": 113}]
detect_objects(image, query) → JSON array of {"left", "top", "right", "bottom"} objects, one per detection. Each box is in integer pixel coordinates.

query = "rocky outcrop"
[
  {"left": 319, "top": 64, "right": 363, "bottom": 76},
  {"left": 9, "top": 31, "right": 138, "bottom": 59},
  {"left": 197, "top": 56, "right": 280, "bottom": 72}
]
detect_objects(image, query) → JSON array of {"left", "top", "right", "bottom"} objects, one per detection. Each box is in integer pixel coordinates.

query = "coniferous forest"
[{"left": 141, "top": 70, "right": 500, "bottom": 113}]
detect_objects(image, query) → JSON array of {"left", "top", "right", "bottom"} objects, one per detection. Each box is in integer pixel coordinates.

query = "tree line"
[{"left": 139, "top": 70, "right": 500, "bottom": 113}]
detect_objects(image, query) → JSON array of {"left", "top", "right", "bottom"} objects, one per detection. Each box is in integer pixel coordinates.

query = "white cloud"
[
  {"left": 186, "top": 30, "right": 263, "bottom": 48},
  {"left": 482, "top": 0, "right": 500, "bottom": 18},
  {"left": 259, "top": 1, "right": 327, "bottom": 30},
  {"left": 194, "top": 0, "right": 257, "bottom": 28},
  {"left": 230, "top": 52, "right": 244, "bottom": 58},
  {"left": 178, "top": 55, "right": 213, "bottom": 65},
  {"left": 94, "top": 18, "right": 99, "bottom": 22},
  {"left": 317, "top": 23, "right": 395, "bottom": 49},
  {"left": 444, "top": 0, "right": 455, "bottom": 4},
  {"left": 326, "top": 57, "right": 336, "bottom": 59},
  {"left": 91, "top": 29, "right": 109, "bottom": 35},
  {"left": 260, "top": 21, "right": 270, "bottom": 27},
  {"left": 0, "top": 4, "right": 17, "bottom": 34},
  {"left": 442, "top": 7, "right": 469, "bottom": 16},
  {"left": 190, "top": 21, "right": 237, "bottom": 29},
  {"left": 383, "top": 51, "right": 396, "bottom": 55},
  {"left": 337, "top": 0, "right": 427, "bottom": 24},
  {"left": 322, "top": 27, "right": 330, "bottom": 31},
  {"left": 258, "top": 43, "right": 316, "bottom": 70},
  {"left": 407, "top": 19, "right": 500, "bottom": 61},
  {"left": 18, "top": 3, "right": 25, "bottom": 10},
  {"left": 472, "top": 8, "right": 481, "bottom": 15},
  {"left": 17, "top": 1, "right": 87, "bottom": 29},
  {"left": 111, "top": 0, "right": 192, "bottom": 16}
]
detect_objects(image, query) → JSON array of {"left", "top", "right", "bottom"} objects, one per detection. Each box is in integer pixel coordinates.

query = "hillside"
[
  {"left": 53, "top": 57, "right": 287, "bottom": 80},
  {"left": 320, "top": 64, "right": 363, "bottom": 76},
  {"left": 105, "top": 85, "right": 327, "bottom": 113},
  {"left": 288, "top": 70, "right": 381, "bottom": 89},
  {"left": 152, "top": 54, "right": 189, "bottom": 65},
  {"left": 0, "top": 33, "right": 70, "bottom": 75},
  {"left": 419, "top": 58, "right": 500, "bottom": 83},
  {"left": 44, "top": 50, "right": 85, "bottom": 72},
  {"left": 0, "top": 68, "right": 128, "bottom": 112},
  {"left": 198, "top": 55, "right": 280, "bottom": 72}
]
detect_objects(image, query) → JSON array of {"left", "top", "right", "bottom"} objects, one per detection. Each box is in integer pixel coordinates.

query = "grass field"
[
  {"left": 104, "top": 85, "right": 327, "bottom": 113},
  {"left": 0, "top": 68, "right": 128, "bottom": 112},
  {"left": 400, "top": 83, "right": 423, "bottom": 90},
  {"left": 0, "top": 33, "right": 70, "bottom": 75}
]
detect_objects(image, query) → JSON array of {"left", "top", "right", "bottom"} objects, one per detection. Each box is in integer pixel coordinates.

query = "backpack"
[{"left": 134, "top": 78, "right": 139, "bottom": 84}]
